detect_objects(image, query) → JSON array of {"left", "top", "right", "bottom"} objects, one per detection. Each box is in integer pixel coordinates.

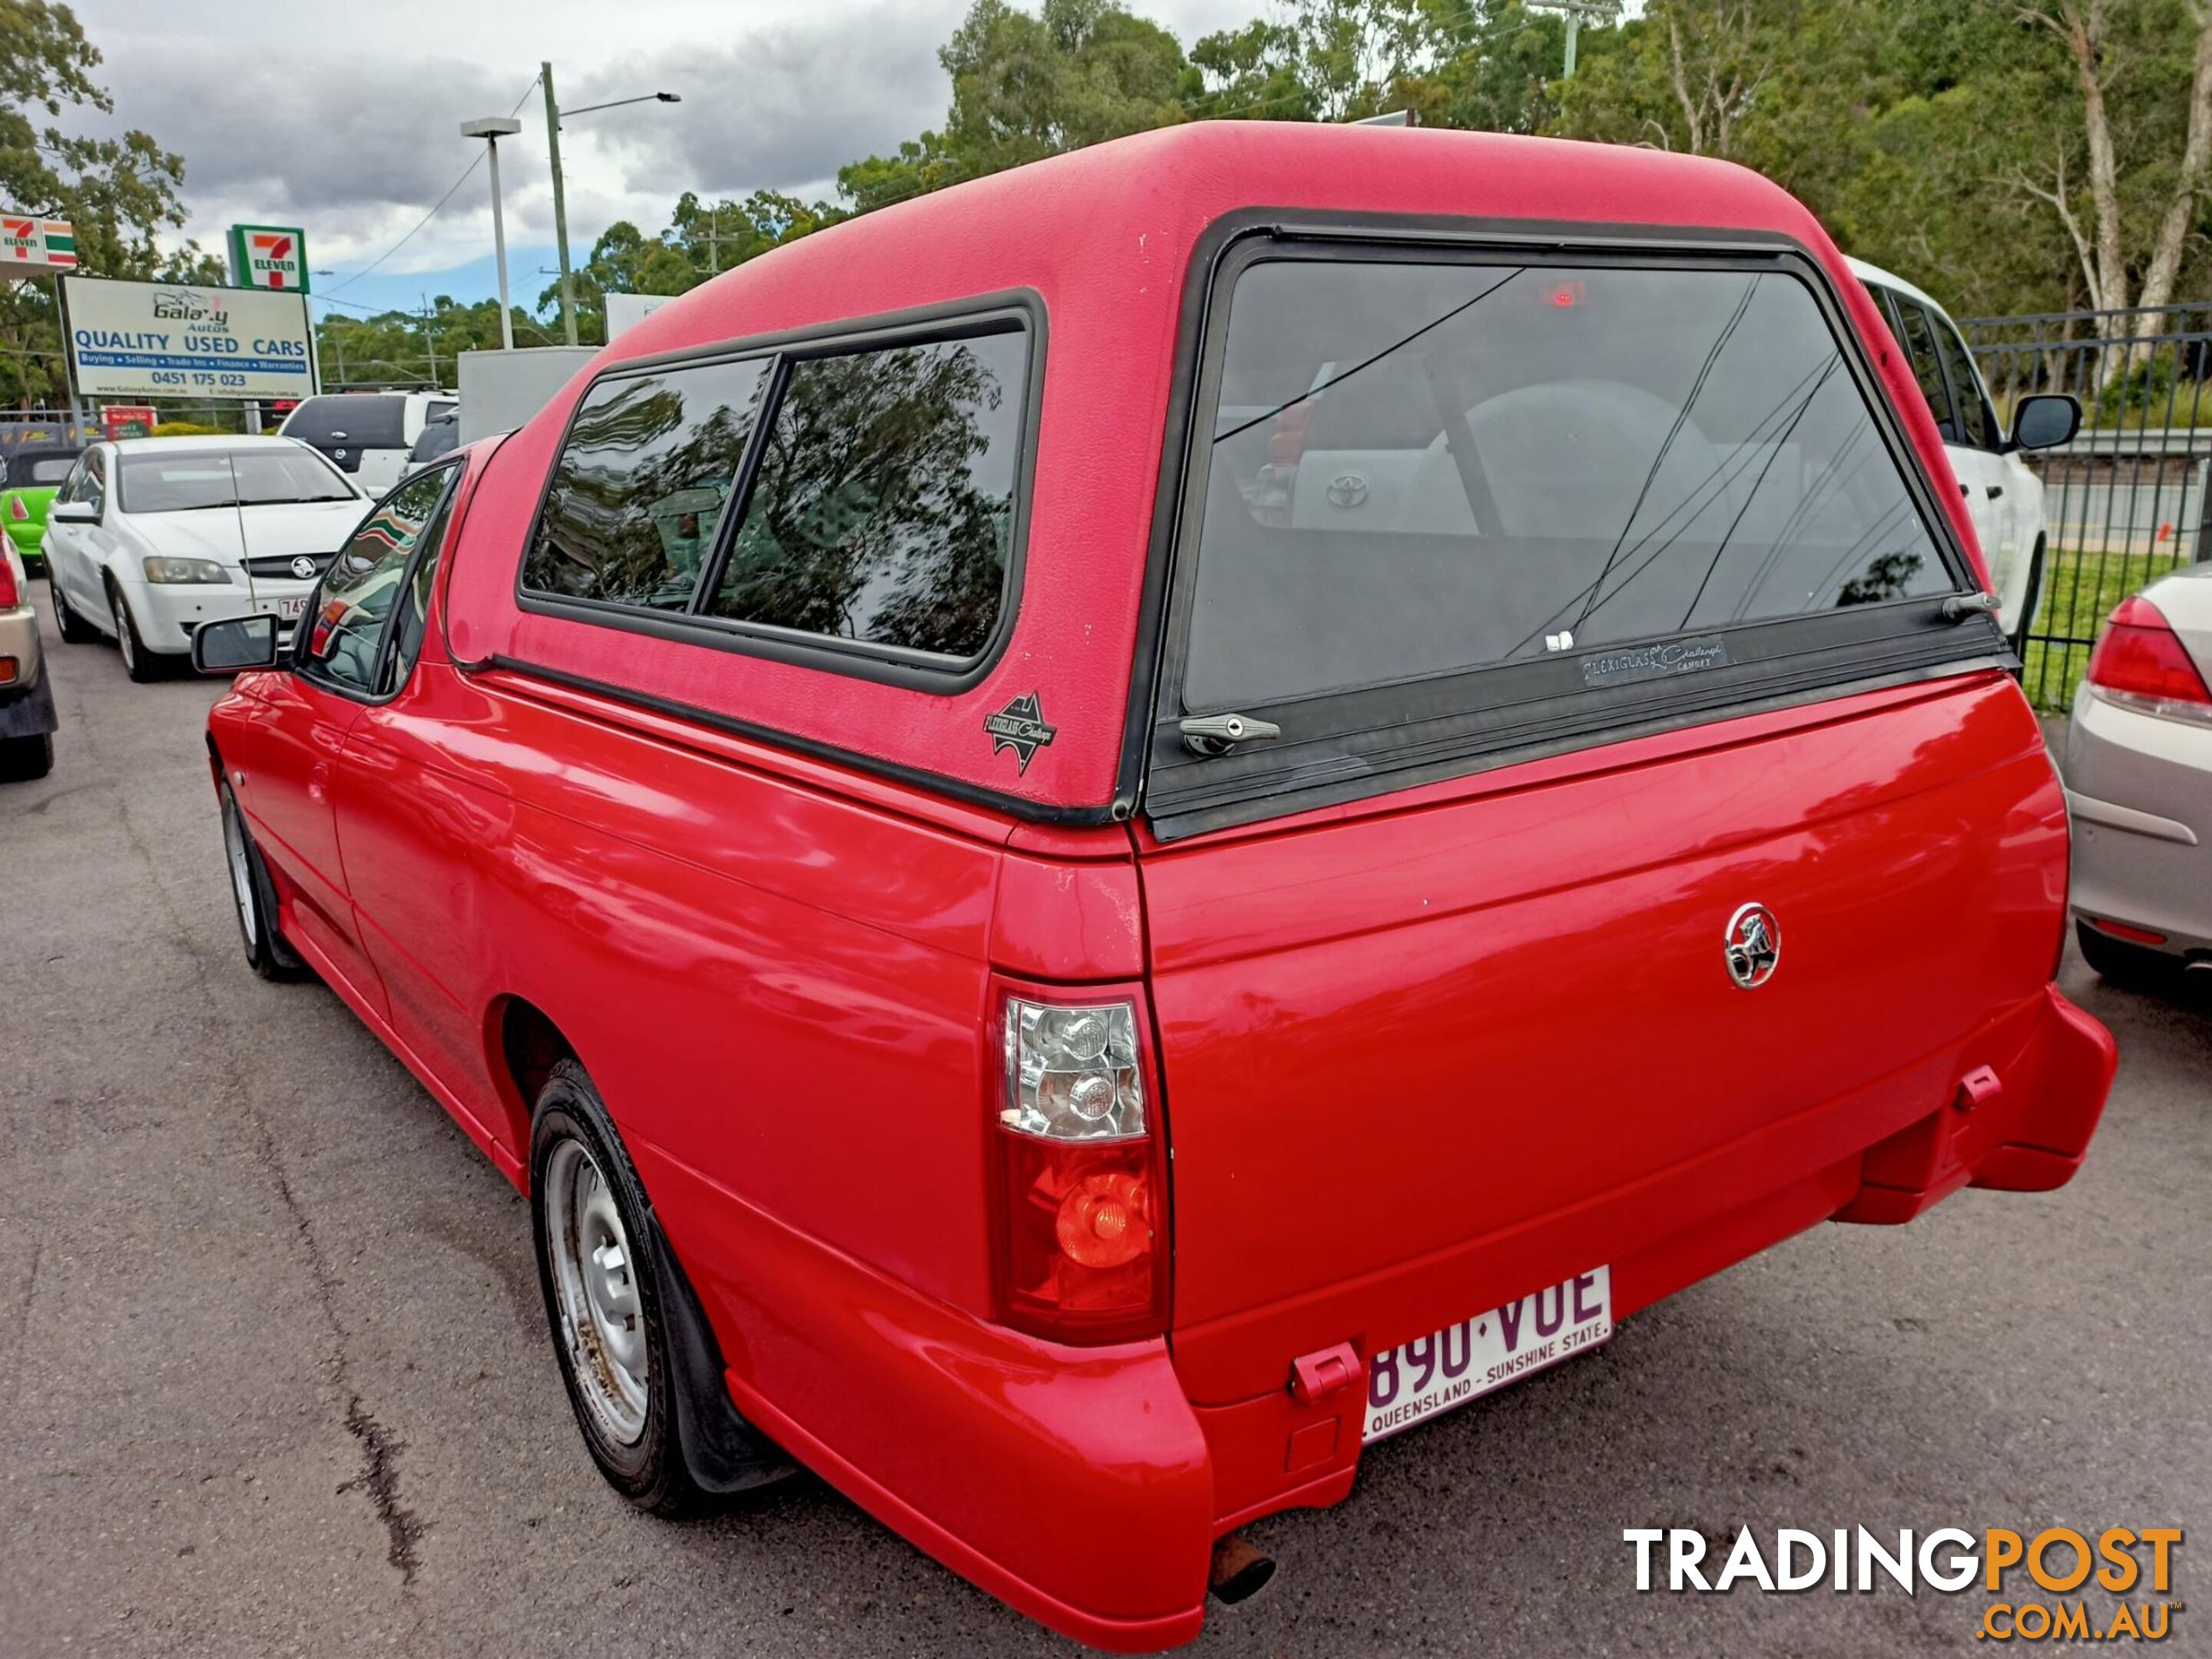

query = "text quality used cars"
[{"left": 192, "top": 124, "right": 2116, "bottom": 1650}]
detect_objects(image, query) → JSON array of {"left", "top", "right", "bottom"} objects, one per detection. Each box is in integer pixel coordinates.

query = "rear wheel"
[
  {"left": 220, "top": 780, "right": 306, "bottom": 981},
  {"left": 2075, "top": 919, "right": 2178, "bottom": 988},
  {"left": 0, "top": 731, "right": 51, "bottom": 782},
  {"left": 48, "top": 574, "right": 98, "bottom": 644},
  {"left": 108, "top": 580, "right": 165, "bottom": 683},
  {"left": 531, "top": 1061, "right": 704, "bottom": 1518}
]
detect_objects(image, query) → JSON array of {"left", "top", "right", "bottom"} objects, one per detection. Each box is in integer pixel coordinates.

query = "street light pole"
[
  {"left": 542, "top": 62, "right": 578, "bottom": 347},
  {"left": 538, "top": 77, "right": 681, "bottom": 345},
  {"left": 460, "top": 116, "right": 523, "bottom": 350}
]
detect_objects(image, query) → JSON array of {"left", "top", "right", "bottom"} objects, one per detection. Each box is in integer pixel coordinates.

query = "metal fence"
[{"left": 1959, "top": 303, "right": 2212, "bottom": 710}]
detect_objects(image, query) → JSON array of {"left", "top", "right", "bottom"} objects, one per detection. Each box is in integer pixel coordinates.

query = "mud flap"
[
  {"left": 0, "top": 674, "right": 57, "bottom": 740},
  {"left": 644, "top": 1207, "right": 796, "bottom": 1494}
]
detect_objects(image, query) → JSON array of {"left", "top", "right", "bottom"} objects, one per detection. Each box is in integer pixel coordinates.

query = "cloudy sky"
[{"left": 67, "top": 0, "right": 1267, "bottom": 329}]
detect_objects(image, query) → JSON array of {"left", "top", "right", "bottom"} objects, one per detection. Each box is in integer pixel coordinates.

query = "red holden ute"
[{"left": 194, "top": 123, "right": 2116, "bottom": 1649}]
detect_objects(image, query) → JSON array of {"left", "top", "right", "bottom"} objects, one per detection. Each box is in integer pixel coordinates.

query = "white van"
[{"left": 277, "top": 392, "right": 457, "bottom": 496}]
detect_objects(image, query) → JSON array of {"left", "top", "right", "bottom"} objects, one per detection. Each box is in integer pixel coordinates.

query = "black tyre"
[
  {"left": 2075, "top": 919, "right": 2178, "bottom": 988},
  {"left": 108, "top": 579, "right": 166, "bottom": 682},
  {"left": 0, "top": 731, "right": 52, "bottom": 782},
  {"left": 48, "top": 574, "right": 98, "bottom": 644},
  {"left": 531, "top": 1061, "right": 704, "bottom": 1518},
  {"left": 2008, "top": 538, "right": 2046, "bottom": 660},
  {"left": 219, "top": 780, "right": 308, "bottom": 981}
]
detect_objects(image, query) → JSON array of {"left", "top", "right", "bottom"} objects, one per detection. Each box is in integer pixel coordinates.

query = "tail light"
[
  {"left": 0, "top": 558, "right": 15, "bottom": 608},
  {"left": 2085, "top": 594, "right": 2212, "bottom": 724},
  {"left": 8, "top": 495, "right": 25, "bottom": 521},
  {"left": 989, "top": 983, "right": 1168, "bottom": 1344}
]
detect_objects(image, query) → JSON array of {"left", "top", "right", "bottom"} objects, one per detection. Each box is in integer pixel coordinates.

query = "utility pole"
[
  {"left": 1529, "top": 0, "right": 1619, "bottom": 78},
  {"left": 543, "top": 62, "right": 578, "bottom": 346},
  {"left": 539, "top": 75, "right": 680, "bottom": 345},
  {"left": 421, "top": 295, "right": 441, "bottom": 389}
]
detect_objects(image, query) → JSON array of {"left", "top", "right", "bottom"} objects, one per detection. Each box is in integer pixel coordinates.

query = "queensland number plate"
[
  {"left": 1363, "top": 1266, "right": 1612, "bottom": 1442},
  {"left": 275, "top": 597, "right": 308, "bottom": 621}
]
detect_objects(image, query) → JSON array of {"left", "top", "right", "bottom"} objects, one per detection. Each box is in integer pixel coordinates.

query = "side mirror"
[
  {"left": 49, "top": 500, "right": 97, "bottom": 524},
  {"left": 192, "top": 613, "right": 280, "bottom": 674},
  {"left": 2010, "top": 393, "right": 2081, "bottom": 452}
]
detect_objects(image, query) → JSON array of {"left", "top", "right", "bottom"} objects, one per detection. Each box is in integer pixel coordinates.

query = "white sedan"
[{"left": 42, "top": 435, "right": 371, "bottom": 682}]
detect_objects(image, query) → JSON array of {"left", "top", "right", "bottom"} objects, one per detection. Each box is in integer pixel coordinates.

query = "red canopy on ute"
[{"left": 444, "top": 121, "right": 1975, "bottom": 815}]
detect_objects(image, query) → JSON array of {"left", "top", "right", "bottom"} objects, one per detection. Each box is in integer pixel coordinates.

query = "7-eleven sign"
[
  {"left": 228, "top": 224, "right": 309, "bottom": 293},
  {"left": 0, "top": 217, "right": 78, "bottom": 271}
]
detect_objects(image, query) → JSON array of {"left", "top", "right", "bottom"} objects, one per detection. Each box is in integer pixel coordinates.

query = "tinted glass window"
[
  {"left": 524, "top": 357, "right": 771, "bottom": 611},
  {"left": 1881, "top": 293, "right": 1959, "bottom": 444},
  {"left": 26, "top": 455, "right": 75, "bottom": 484},
  {"left": 302, "top": 468, "right": 452, "bottom": 692},
  {"left": 284, "top": 396, "right": 409, "bottom": 449},
  {"left": 1928, "top": 310, "right": 1995, "bottom": 449},
  {"left": 120, "top": 449, "right": 354, "bottom": 512},
  {"left": 409, "top": 417, "right": 459, "bottom": 464},
  {"left": 1186, "top": 260, "right": 1951, "bottom": 712},
  {"left": 706, "top": 329, "right": 1027, "bottom": 660},
  {"left": 381, "top": 488, "right": 455, "bottom": 694}
]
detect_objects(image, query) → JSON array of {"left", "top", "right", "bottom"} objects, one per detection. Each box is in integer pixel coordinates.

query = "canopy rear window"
[
  {"left": 1148, "top": 240, "right": 1992, "bottom": 838},
  {"left": 1187, "top": 258, "right": 1952, "bottom": 711}
]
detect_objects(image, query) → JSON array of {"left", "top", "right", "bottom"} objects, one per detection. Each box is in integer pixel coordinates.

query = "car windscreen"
[
  {"left": 409, "top": 418, "right": 459, "bottom": 463},
  {"left": 118, "top": 450, "right": 357, "bottom": 512},
  {"left": 282, "top": 396, "right": 409, "bottom": 449},
  {"left": 10, "top": 450, "right": 78, "bottom": 485},
  {"left": 1184, "top": 258, "right": 1955, "bottom": 713}
]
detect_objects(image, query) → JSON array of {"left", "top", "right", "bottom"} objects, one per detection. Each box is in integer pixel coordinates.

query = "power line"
[{"left": 323, "top": 75, "right": 541, "bottom": 298}]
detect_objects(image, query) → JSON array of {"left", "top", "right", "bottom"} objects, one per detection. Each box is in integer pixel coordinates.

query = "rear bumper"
[
  {"left": 2065, "top": 684, "right": 2212, "bottom": 958},
  {"left": 643, "top": 984, "right": 2111, "bottom": 1654},
  {"left": 633, "top": 1139, "right": 1216, "bottom": 1654}
]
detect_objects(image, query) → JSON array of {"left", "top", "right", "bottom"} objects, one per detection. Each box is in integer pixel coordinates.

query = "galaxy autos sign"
[
  {"left": 61, "top": 275, "right": 316, "bottom": 402},
  {"left": 227, "top": 224, "right": 308, "bottom": 293},
  {"left": 1, "top": 217, "right": 77, "bottom": 271}
]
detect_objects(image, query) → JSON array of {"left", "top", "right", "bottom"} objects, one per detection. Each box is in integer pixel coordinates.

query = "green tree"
[
  {"left": 0, "top": 0, "right": 220, "bottom": 407},
  {"left": 841, "top": 0, "right": 1189, "bottom": 204}
]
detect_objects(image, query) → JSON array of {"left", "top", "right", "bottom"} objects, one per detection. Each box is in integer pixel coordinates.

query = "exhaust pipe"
[{"left": 1209, "top": 1533, "right": 1276, "bottom": 1605}]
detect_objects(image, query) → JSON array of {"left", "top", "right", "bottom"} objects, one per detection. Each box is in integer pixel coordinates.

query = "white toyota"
[{"left": 41, "top": 436, "right": 371, "bottom": 681}]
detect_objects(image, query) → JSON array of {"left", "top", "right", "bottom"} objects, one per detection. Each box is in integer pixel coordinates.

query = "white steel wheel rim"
[
  {"left": 112, "top": 591, "right": 134, "bottom": 670},
  {"left": 544, "top": 1137, "right": 650, "bottom": 1445},
  {"left": 221, "top": 795, "right": 257, "bottom": 946}
]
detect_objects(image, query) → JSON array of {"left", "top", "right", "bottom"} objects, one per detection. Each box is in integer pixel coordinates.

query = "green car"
[{"left": 1, "top": 445, "right": 83, "bottom": 571}]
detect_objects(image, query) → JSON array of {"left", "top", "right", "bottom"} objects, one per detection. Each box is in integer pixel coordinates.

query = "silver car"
[
  {"left": 0, "top": 541, "right": 57, "bottom": 780},
  {"left": 2065, "top": 563, "right": 2212, "bottom": 981}
]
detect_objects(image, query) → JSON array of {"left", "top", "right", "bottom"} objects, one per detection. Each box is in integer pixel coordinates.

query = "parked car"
[
  {"left": 402, "top": 409, "right": 459, "bottom": 475},
  {"left": 1849, "top": 258, "right": 2078, "bottom": 653},
  {"left": 192, "top": 124, "right": 2117, "bottom": 1651},
  {"left": 44, "top": 435, "right": 369, "bottom": 682},
  {"left": 0, "top": 540, "right": 56, "bottom": 778},
  {"left": 0, "top": 443, "right": 82, "bottom": 571},
  {"left": 277, "top": 390, "right": 457, "bottom": 495},
  {"left": 2065, "top": 567, "right": 2212, "bottom": 982}
]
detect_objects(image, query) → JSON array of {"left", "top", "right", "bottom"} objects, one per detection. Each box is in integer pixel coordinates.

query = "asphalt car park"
[{"left": 1, "top": 587, "right": 2205, "bottom": 1657}]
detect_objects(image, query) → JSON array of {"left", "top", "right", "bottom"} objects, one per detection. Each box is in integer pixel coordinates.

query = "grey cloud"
[
  {"left": 87, "top": 5, "right": 952, "bottom": 257},
  {"left": 92, "top": 39, "right": 522, "bottom": 217},
  {"left": 562, "top": 9, "right": 952, "bottom": 202}
]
